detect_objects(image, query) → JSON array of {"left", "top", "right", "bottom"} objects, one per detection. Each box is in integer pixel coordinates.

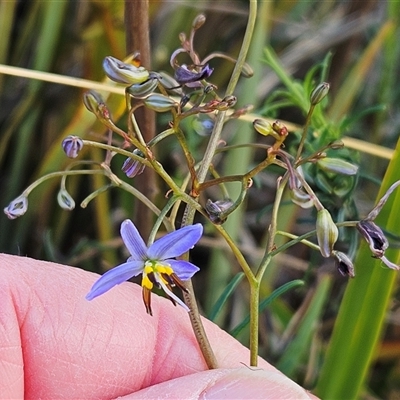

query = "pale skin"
[{"left": 0, "top": 254, "right": 317, "bottom": 399}]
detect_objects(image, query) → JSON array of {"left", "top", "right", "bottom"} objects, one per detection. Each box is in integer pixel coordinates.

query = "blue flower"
[
  {"left": 86, "top": 219, "right": 202, "bottom": 315},
  {"left": 174, "top": 64, "right": 213, "bottom": 86}
]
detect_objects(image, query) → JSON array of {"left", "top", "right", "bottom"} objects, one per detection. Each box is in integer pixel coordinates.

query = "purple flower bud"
[
  {"left": 122, "top": 149, "right": 145, "bottom": 178},
  {"left": 174, "top": 64, "right": 213, "bottom": 85},
  {"left": 4, "top": 195, "right": 28, "bottom": 219},
  {"left": 357, "top": 220, "right": 388, "bottom": 258},
  {"left": 62, "top": 135, "right": 84, "bottom": 158},
  {"left": 333, "top": 251, "right": 355, "bottom": 277},
  {"left": 205, "top": 199, "right": 233, "bottom": 224}
]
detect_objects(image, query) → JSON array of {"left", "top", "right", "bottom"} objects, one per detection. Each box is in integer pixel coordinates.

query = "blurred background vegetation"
[{"left": 1, "top": 0, "right": 400, "bottom": 398}]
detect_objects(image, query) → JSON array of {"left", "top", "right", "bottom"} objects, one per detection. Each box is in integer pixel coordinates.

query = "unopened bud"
[
  {"left": 310, "top": 82, "right": 330, "bottom": 105},
  {"left": 192, "top": 14, "right": 206, "bottom": 30},
  {"left": 4, "top": 195, "right": 28, "bottom": 219},
  {"left": 272, "top": 120, "right": 288, "bottom": 137},
  {"left": 179, "top": 32, "right": 187, "bottom": 44},
  {"left": 317, "top": 158, "right": 358, "bottom": 176},
  {"left": 103, "top": 56, "right": 149, "bottom": 85},
  {"left": 241, "top": 62, "right": 254, "bottom": 78},
  {"left": 157, "top": 72, "right": 181, "bottom": 94},
  {"left": 316, "top": 209, "right": 338, "bottom": 258},
  {"left": 121, "top": 149, "right": 146, "bottom": 178},
  {"left": 253, "top": 119, "right": 274, "bottom": 136},
  {"left": 205, "top": 199, "right": 234, "bottom": 224},
  {"left": 333, "top": 251, "right": 355, "bottom": 277},
  {"left": 126, "top": 74, "right": 159, "bottom": 99},
  {"left": 57, "top": 188, "right": 75, "bottom": 210},
  {"left": 83, "top": 90, "right": 104, "bottom": 114},
  {"left": 214, "top": 95, "right": 237, "bottom": 111},
  {"left": 328, "top": 140, "right": 344, "bottom": 150},
  {"left": 62, "top": 136, "right": 84, "bottom": 158},
  {"left": 144, "top": 94, "right": 177, "bottom": 112}
]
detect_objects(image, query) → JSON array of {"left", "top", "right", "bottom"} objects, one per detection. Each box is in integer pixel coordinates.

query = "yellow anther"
[
  {"left": 155, "top": 264, "right": 173, "bottom": 275},
  {"left": 142, "top": 274, "right": 153, "bottom": 289},
  {"left": 144, "top": 265, "right": 154, "bottom": 274}
]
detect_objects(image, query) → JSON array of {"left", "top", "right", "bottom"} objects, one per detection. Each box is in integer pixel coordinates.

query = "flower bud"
[
  {"left": 272, "top": 120, "right": 288, "bottom": 137},
  {"left": 215, "top": 95, "right": 237, "bottom": 110},
  {"left": 328, "top": 140, "right": 344, "bottom": 150},
  {"left": 357, "top": 220, "right": 388, "bottom": 258},
  {"left": 83, "top": 90, "right": 105, "bottom": 114},
  {"left": 174, "top": 64, "right": 213, "bottom": 85},
  {"left": 316, "top": 209, "right": 338, "bottom": 258},
  {"left": 310, "top": 82, "right": 330, "bottom": 105},
  {"left": 4, "top": 195, "right": 28, "bottom": 219},
  {"left": 333, "top": 251, "right": 355, "bottom": 277},
  {"left": 121, "top": 149, "right": 145, "bottom": 178},
  {"left": 57, "top": 188, "right": 75, "bottom": 210},
  {"left": 253, "top": 119, "right": 275, "bottom": 136},
  {"left": 192, "top": 14, "right": 206, "bottom": 30},
  {"left": 62, "top": 135, "right": 84, "bottom": 158},
  {"left": 205, "top": 199, "right": 234, "bottom": 224},
  {"left": 157, "top": 72, "right": 182, "bottom": 94},
  {"left": 103, "top": 56, "right": 149, "bottom": 85},
  {"left": 144, "top": 94, "right": 177, "bottom": 112},
  {"left": 317, "top": 158, "right": 358, "bottom": 176},
  {"left": 241, "top": 62, "right": 254, "bottom": 78},
  {"left": 126, "top": 74, "right": 159, "bottom": 99},
  {"left": 290, "top": 188, "right": 314, "bottom": 209}
]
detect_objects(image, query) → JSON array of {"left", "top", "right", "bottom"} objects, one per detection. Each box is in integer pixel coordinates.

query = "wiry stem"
[{"left": 180, "top": 0, "right": 258, "bottom": 370}]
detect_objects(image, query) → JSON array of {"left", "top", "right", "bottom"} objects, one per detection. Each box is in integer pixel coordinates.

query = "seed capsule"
[
  {"left": 144, "top": 94, "right": 177, "bottom": 112},
  {"left": 316, "top": 209, "right": 338, "bottom": 258}
]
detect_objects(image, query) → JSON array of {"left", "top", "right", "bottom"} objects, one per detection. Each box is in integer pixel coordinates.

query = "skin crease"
[{"left": 0, "top": 254, "right": 317, "bottom": 399}]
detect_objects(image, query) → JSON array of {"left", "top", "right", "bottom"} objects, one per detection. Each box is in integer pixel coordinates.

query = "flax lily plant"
[{"left": 2, "top": 1, "right": 400, "bottom": 397}]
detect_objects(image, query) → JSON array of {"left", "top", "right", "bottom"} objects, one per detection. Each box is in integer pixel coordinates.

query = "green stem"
[
  {"left": 250, "top": 282, "right": 260, "bottom": 366},
  {"left": 179, "top": 0, "right": 258, "bottom": 370},
  {"left": 23, "top": 169, "right": 106, "bottom": 196},
  {"left": 147, "top": 196, "right": 178, "bottom": 244},
  {"left": 295, "top": 105, "right": 315, "bottom": 161}
]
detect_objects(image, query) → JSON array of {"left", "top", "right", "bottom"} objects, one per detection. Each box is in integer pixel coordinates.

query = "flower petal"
[
  {"left": 121, "top": 219, "right": 148, "bottom": 260},
  {"left": 167, "top": 259, "right": 200, "bottom": 280},
  {"left": 381, "top": 256, "right": 400, "bottom": 270},
  {"left": 86, "top": 260, "right": 143, "bottom": 300},
  {"left": 147, "top": 224, "right": 203, "bottom": 260},
  {"left": 156, "top": 276, "right": 190, "bottom": 312}
]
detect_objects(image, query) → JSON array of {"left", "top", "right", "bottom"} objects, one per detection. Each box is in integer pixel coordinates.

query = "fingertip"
[{"left": 121, "top": 368, "right": 316, "bottom": 399}]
